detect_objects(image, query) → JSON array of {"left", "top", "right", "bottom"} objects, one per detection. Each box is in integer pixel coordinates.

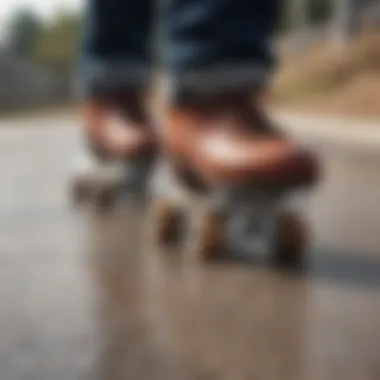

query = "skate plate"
[
  {"left": 69, "top": 155, "right": 125, "bottom": 210},
  {"left": 149, "top": 162, "right": 310, "bottom": 266}
]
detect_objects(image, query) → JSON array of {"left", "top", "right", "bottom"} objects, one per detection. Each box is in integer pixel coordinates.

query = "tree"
[
  {"left": 34, "top": 10, "right": 82, "bottom": 74},
  {"left": 310, "top": 0, "right": 333, "bottom": 24},
  {"left": 6, "top": 9, "right": 43, "bottom": 58},
  {"left": 31, "top": 10, "right": 82, "bottom": 99}
]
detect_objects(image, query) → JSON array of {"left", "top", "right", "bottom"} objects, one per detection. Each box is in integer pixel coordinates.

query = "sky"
[{"left": 0, "top": 0, "right": 83, "bottom": 23}]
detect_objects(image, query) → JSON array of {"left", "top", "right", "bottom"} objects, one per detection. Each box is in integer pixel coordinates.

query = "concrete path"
[{"left": 0, "top": 113, "right": 379, "bottom": 380}]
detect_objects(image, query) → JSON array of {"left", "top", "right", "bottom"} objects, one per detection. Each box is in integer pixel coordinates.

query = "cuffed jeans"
[{"left": 78, "top": 0, "right": 281, "bottom": 98}]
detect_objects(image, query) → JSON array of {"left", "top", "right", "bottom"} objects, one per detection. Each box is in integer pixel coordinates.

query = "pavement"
[{"left": 0, "top": 113, "right": 379, "bottom": 380}]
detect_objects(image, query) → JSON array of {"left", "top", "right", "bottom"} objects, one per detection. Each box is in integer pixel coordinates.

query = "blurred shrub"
[
  {"left": 34, "top": 11, "right": 82, "bottom": 75},
  {"left": 5, "top": 9, "right": 43, "bottom": 59}
]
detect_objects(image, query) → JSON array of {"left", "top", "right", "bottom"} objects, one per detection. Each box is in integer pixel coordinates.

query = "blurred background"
[
  {"left": 0, "top": 0, "right": 81, "bottom": 113},
  {"left": 1, "top": 0, "right": 380, "bottom": 117}
]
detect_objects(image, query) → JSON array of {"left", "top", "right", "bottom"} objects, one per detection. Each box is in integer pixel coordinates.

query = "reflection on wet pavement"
[
  {"left": 83, "top": 200, "right": 380, "bottom": 380},
  {"left": 84, "top": 204, "right": 309, "bottom": 380}
]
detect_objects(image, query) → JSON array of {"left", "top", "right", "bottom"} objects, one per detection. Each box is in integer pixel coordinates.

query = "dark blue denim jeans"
[{"left": 78, "top": 0, "right": 281, "bottom": 97}]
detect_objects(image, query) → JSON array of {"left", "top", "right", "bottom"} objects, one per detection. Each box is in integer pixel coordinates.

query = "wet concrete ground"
[{"left": 0, "top": 119, "right": 379, "bottom": 380}]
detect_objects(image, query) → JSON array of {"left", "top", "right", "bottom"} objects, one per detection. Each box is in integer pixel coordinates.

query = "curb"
[{"left": 274, "top": 111, "right": 380, "bottom": 153}]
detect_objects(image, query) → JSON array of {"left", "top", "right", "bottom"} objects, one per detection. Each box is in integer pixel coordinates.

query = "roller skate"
[
  {"left": 70, "top": 90, "right": 158, "bottom": 211},
  {"left": 148, "top": 91, "right": 320, "bottom": 266}
]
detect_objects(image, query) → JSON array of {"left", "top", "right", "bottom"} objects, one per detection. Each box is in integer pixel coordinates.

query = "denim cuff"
[
  {"left": 76, "top": 59, "right": 152, "bottom": 99},
  {"left": 168, "top": 64, "right": 271, "bottom": 97}
]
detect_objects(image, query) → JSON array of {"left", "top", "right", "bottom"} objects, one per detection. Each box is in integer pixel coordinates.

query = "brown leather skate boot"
[
  {"left": 162, "top": 91, "right": 319, "bottom": 189},
  {"left": 150, "top": 91, "right": 320, "bottom": 263},
  {"left": 82, "top": 89, "right": 158, "bottom": 161},
  {"left": 71, "top": 89, "right": 159, "bottom": 207}
]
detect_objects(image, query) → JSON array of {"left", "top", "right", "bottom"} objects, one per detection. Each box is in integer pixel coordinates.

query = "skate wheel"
[
  {"left": 154, "top": 198, "right": 184, "bottom": 247},
  {"left": 93, "top": 185, "right": 117, "bottom": 211},
  {"left": 197, "top": 210, "right": 224, "bottom": 260},
  {"left": 71, "top": 178, "right": 90, "bottom": 205},
  {"left": 274, "top": 211, "right": 309, "bottom": 266}
]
